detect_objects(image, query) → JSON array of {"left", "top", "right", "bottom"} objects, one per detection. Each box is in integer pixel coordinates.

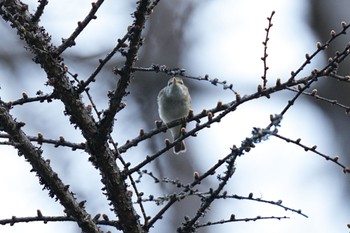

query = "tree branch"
[
  {"left": 0, "top": 1, "right": 143, "bottom": 232},
  {"left": 0, "top": 102, "right": 100, "bottom": 233},
  {"left": 99, "top": 0, "right": 152, "bottom": 142}
]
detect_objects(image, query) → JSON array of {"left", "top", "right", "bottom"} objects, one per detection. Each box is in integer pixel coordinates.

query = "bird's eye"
[{"left": 174, "top": 78, "right": 183, "bottom": 84}]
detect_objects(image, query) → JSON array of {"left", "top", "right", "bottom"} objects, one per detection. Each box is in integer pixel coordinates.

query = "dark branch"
[
  {"left": 98, "top": 0, "right": 152, "bottom": 143},
  {"left": 55, "top": 0, "right": 105, "bottom": 56},
  {"left": 31, "top": 0, "right": 48, "bottom": 22},
  {"left": 261, "top": 10, "right": 275, "bottom": 89},
  {"left": 0, "top": 103, "right": 99, "bottom": 232},
  {"left": 197, "top": 215, "right": 290, "bottom": 228}
]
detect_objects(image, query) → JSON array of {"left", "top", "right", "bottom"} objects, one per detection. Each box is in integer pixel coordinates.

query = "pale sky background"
[{"left": 0, "top": 0, "right": 349, "bottom": 233}]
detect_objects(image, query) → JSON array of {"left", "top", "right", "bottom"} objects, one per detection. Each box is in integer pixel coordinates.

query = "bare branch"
[
  {"left": 55, "top": 0, "right": 105, "bottom": 56},
  {"left": 31, "top": 0, "right": 48, "bottom": 22},
  {"left": 98, "top": 0, "right": 152, "bottom": 142},
  {"left": 197, "top": 215, "right": 290, "bottom": 228},
  {"left": 273, "top": 134, "right": 350, "bottom": 174},
  {"left": 261, "top": 11, "right": 275, "bottom": 89},
  {"left": 0, "top": 103, "right": 100, "bottom": 233}
]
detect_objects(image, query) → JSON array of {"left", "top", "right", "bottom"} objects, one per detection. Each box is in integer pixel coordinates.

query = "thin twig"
[
  {"left": 132, "top": 65, "right": 238, "bottom": 94},
  {"left": 55, "top": 0, "right": 105, "bottom": 56},
  {"left": 197, "top": 215, "right": 290, "bottom": 228},
  {"left": 273, "top": 134, "right": 350, "bottom": 174},
  {"left": 77, "top": 33, "right": 130, "bottom": 93},
  {"left": 287, "top": 86, "right": 350, "bottom": 113},
  {"left": 261, "top": 11, "right": 275, "bottom": 89},
  {"left": 32, "top": 0, "right": 48, "bottom": 22}
]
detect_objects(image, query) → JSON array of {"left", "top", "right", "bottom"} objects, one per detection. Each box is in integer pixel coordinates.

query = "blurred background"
[{"left": 0, "top": 0, "right": 349, "bottom": 232}]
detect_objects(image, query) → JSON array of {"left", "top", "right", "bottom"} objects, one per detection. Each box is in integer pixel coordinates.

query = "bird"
[{"left": 157, "top": 77, "right": 192, "bottom": 154}]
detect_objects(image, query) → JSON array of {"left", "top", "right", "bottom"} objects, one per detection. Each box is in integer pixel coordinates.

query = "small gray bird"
[{"left": 157, "top": 77, "right": 192, "bottom": 154}]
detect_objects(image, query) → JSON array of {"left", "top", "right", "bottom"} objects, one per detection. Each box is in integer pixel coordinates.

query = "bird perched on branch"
[{"left": 157, "top": 77, "right": 192, "bottom": 154}]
